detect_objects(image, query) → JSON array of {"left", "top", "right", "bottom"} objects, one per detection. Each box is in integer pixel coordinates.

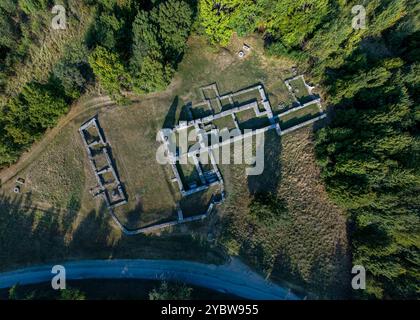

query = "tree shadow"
[
  {"left": 306, "top": 242, "right": 351, "bottom": 299},
  {"left": 247, "top": 130, "right": 282, "bottom": 195},
  {"left": 162, "top": 96, "right": 180, "bottom": 129},
  {"left": 68, "top": 204, "right": 225, "bottom": 264},
  {"left": 68, "top": 204, "right": 115, "bottom": 256},
  {"left": 270, "top": 241, "right": 351, "bottom": 299},
  {"left": 0, "top": 189, "right": 226, "bottom": 274},
  {"left": 0, "top": 192, "right": 69, "bottom": 271},
  {"left": 123, "top": 201, "right": 145, "bottom": 229}
]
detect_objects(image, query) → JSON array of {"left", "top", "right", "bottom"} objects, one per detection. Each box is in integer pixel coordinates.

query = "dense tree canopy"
[
  {"left": 88, "top": 46, "right": 130, "bottom": 97},
  {"left": 0, "top": 0, "right": 195, "bottom": 168},
  {"left": 0, "top": 82, "right": 68, "bottom": 166},
  {"left": 130, "top": 0, "right": 193, "bottom": 93}
]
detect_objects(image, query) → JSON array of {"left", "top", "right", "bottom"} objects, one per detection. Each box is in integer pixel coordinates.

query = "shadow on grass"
[
  {"left": 162, "top": 96, "right": 179, "bottom": 129},
  {"left": 0, "top": 193, "right": 68, "bottom": 271},
  {"left": 0, "top": 191, "right": 226, "bottom": 273},
  {"left": 270, "top": 247, "right": 351, "bottom": 299},
  {"left": 247, "top": 130, "right": 282, "bottom": 195}
]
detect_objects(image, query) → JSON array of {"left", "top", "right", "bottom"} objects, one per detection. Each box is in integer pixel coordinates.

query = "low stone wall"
[{"left": 79, "top": 117, "right": 127, "bottom": 211}]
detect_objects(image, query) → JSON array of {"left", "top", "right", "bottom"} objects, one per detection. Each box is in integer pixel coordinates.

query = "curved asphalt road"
[{"left": 0, "top": 258, "right": 299, "bottom": 300}]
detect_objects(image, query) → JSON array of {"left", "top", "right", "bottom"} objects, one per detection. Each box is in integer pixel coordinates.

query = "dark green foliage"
[
  {"left": 88, "top": 45, "right": 131, "bottom": 98},
  {"left": 7, "top": 284, "right": 86, "bottom": 300},
  {"left": 52, "top": 43, "right": 93, "bottom": 99},
  {"left": 2, "top": 83, "right": 68, "bottom": 145},
  {"left": 130, "top": 0, "right": 193, "bottom": 93},
  {"left": 198, "top": 0, "right": 419, "bottom": 299},
  {"left": 149, "top": 281, "right": 193, "bottom": 300},
  {"left": 312, "top": 6, "right": 419, "bottom": 298},
  {"left": 0, "top": 81, "right": 69, "bottom": 167}
]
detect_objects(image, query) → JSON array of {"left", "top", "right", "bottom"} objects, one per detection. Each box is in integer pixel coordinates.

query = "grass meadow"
[{"left": 0, "top": 35, "right": 349, "bottom": 298}]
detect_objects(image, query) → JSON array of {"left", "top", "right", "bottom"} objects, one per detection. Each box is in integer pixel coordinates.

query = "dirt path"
[{"left": 0, "top": 71, "right": 184, "bottom": 186}]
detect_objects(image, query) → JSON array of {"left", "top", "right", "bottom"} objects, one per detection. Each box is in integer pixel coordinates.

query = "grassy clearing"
[
  {"left": 0, "top": 34, "right": 348, "bottom": 298},
  {"left": 178, "top": 162, "right": 200, "bottom": 187},
  {"left": 279, "top": 104, "right": 321, "bottom": 129},
  {"left": 217, "top": 128, "right": 350, "bottom": 298},
  {"left": 15, "top": 124, "right": 86, "bottom": 210},
  {"left": 0, "top": 193, "right": 226, "bottom": 272},
  {"left": 288, "top": 77, "right": 310, "bottom": 100},
  {"left": 191, "top": 103, "right": 213, "bottom": 119},
  {"left": 180, "top": 188, "right": 217, "bottom": 218},
  {"left": 213, "top": 115, "right": 237, "bottom": 131}
]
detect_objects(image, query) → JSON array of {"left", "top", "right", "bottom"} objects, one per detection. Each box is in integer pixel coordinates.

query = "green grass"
[
  {"left": 0, "top": 35, "right": 348, "bottom": 299},
  {"left": 236, "top": 109, "right": 256, "bottom": 122},
  {"left": 279, "top": 103, "right": 321, "bottom": 130},
  {"left": 20, "top": 124, "right": 86, "bottom": 209},
  {"left": 176, "top": 126, "right": 198, "bottom": 153},
  {"left": 289, "top": 78, "right": 310, "bottom": 100},
  {"left": 236, "top": 109, "right": 271, "bottom": 130},
  {"left": 217, "top": 128, "right": 350, "bottom": 299},
  {"left": 178, "top": 161, "right": 200, "bottom": 187},
  {"left": 219, "top": 96, "right": 234, "bottom": 110},
  {"left": 191, "top": 103, "right": 212, "bottom": 119},
  {"left": 233, "top": 90, "right": 260, "bottom": 106},
  {"left": 239, "top": 116, "right": 271, "bottom": 131},
  {"left": 213, "top": 115, "right": 237, "bottom": 131}
]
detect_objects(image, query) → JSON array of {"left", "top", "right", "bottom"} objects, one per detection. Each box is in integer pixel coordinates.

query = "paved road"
[{"left": 0, "top": 258, "right": 300, "bottom": 300}]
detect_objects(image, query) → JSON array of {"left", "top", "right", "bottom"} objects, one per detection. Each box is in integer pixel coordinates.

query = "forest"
[
  {"left": 0, "top": 0, "right": 418, "bottom": 299},
  {"left": 0, "top": 0, "right": 194, "bottom": 167}
]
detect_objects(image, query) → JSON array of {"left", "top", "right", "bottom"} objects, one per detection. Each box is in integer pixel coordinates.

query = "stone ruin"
[
  {"left": 79, "top": 117, "right": 127, "bottom": 211},
  {"left": 79, "top": 76, "right": 326, "bottom": 235}
]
